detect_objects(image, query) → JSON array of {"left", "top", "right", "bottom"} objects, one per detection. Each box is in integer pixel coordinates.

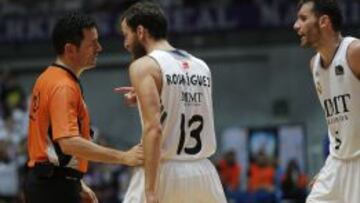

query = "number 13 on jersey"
[{"left": 177, "top": 113, "right": 204, "bottom": 155}]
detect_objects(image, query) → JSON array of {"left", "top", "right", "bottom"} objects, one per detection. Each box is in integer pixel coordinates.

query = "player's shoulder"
[
  {"left": 131, "top": 56, "right": 159, "bottom": 70},
  {"left": 347, "top": 37, "right": 360, "bottom": 56},
  {"left": 129, "top": 56, "right": 160, "bottom": 78},
  {"left": 346, "top": 37, "right": 360, "bottom": 77},
  {"left": 190, "top": 53, "right": 210, "bottom": 69}
]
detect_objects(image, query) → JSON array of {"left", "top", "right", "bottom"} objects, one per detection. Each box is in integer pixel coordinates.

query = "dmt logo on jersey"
[
  {"left": 335, "top": 65, "right": 344, "bottom": 75},
  {"left": 323, "top": 93, "right": 350, "bottom": 117}
]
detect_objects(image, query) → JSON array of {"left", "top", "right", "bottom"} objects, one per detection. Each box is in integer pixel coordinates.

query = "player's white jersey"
[
  {"left": 312, "top": 36, "right": 360, "bottom": 159},
  {"left": 147, "top": 49, "right": 216, "bottom": 160}
]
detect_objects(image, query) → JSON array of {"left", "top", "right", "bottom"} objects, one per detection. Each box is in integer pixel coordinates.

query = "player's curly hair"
[
  {"left": 52, "top": 12, "right": 97, "bottom": 55},
  {"left": 298, "top": 0, "right": 342, "bottom": 32},
  {"left": 121, "top": 1, "right": 167, "bottom": 40}
]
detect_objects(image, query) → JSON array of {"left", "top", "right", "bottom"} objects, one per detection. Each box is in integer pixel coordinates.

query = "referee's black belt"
[{"left": 32, "top": 162, "right": 84, "bottom": 180}]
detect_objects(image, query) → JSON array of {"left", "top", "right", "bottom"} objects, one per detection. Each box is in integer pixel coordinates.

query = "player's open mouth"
[{"left": 298, "top": 33, "right": 305, "bottom": 41}]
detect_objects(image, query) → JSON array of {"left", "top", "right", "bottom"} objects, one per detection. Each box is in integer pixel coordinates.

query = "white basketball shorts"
[
  {"left": 307, "top": 155, "right": 360, "bottom": 203},
  {"left": 123, "top": 158, "right": 227, "bottom": 203}
]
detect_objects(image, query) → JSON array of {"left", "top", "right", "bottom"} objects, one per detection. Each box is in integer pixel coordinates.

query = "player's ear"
[
  {"left": 136, "top": 25, "right": 146, "bottom": 40},
  {"left": 319, "top": 15, "right": 331, "bottom": 29}
]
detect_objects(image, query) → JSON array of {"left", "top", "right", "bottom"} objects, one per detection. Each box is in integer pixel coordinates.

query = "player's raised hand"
[{"left": 113, "top": 86, "right": 137, "bottom": 107}]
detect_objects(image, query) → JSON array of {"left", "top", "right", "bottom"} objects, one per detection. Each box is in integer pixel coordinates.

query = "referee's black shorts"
[{"left": 24, "top": 163, "right": 83, "bottom": 203}]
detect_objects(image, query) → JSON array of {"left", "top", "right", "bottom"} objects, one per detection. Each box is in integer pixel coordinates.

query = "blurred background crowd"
[
  {"left": 1, "top": 0, "right": 359, "bottom": 202},
  {"left": 1, "top": 0, "right": 254, "bottom": 15}
]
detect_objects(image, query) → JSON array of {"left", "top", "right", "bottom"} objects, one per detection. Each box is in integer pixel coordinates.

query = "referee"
[{"left": 24, "top": 12, "right": 143, "bottom": 203}]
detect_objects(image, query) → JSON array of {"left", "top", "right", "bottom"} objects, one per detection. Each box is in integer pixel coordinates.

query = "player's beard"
[{"left": 131, "top": 39, "right": 147, "bottom": 61}]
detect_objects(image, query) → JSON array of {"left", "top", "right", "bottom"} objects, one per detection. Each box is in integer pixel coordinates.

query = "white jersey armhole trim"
[
  {"left": 312, "top": 53, "right": 320, "bottom": 76},
  {"left": 146, "top": 54, "right": 165, "bottom": 99}
]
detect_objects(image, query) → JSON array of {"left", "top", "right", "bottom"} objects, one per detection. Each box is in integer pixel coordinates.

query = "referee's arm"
[{"left": 58, "top": 136, "right": 143, "bottom": 166}]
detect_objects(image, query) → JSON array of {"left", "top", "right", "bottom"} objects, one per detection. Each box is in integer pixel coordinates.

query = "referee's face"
[{"left": 76, "top": 27, "right": 103, "bottom": 69}]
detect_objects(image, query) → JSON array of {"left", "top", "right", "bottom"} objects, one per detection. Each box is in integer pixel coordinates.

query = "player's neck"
[
  {"left": 55, "top": 57, "right": 81, "bottom": 78},
  {"left": 317, "top": 33, "right": 342, "bottom": 68},
  {"left": 146, "top": 39, "right": 174, "bottom": 53}
]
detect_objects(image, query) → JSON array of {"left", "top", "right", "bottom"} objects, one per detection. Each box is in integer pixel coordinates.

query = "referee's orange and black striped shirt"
[{"left": 27, "top": 65, "right": 91, "bottom": 173}]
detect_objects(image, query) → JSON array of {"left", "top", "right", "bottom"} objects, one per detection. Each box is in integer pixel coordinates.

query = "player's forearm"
[
  {"left": 58, "top": 136, "right": 127, "bottom": 164},
  {"left": 143, "top": 125, "right": 162, "bottom": 193}
]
